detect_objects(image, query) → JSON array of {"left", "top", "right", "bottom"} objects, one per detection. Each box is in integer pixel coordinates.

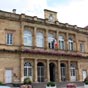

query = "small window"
[
  {"left": 80, "top": 43, "right": 85, "bottom": 52},
  {"left": 6, "top": 33, "right": 13, "bottom": 45}
]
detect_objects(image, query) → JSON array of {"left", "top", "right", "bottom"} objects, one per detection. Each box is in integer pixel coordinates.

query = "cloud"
[
  {"left": 23, "top": 0, "right": 47, "bottom": 18},
  {"left": 53, "top": 0, "right": 88, "bottom": 27}
]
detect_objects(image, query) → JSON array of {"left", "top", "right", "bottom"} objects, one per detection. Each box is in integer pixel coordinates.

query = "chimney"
[{"left": 12, "top": 9, "right": 16, "bottom": 13}]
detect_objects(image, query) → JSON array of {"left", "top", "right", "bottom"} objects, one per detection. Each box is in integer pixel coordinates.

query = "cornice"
[{"left": 0, "top": 10, "right": 87, "bottom": 35}]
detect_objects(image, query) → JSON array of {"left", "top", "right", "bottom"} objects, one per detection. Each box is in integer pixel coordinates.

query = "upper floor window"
[
  {"left": 80, "top": 43, "right": 85, "bottom": 52},
  {"left": 68, "top": 37, "right": 73, "bottom": 51},
  {"left": 24, "top": 30, "right": 32, "bottom": 46},
  {"left": 59, "top": 35, "right": 65, "bottom": 50},
  {"left": 6, "top": 33, "right": 13, "bottom": 45},
  {"left": 48, "top": 33, "right": 55, "bottom": 49},
  {"left": 36, "top": 32, "right": 44, "bottom": 47}
]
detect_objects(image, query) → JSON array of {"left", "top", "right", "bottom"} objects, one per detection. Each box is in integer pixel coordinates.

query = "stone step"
[
  {"left": 32, "top": 81, "right": 84, "bottom": 88},
  {"left": 5, "top": 81, "right": 84, "bottom": 88}
]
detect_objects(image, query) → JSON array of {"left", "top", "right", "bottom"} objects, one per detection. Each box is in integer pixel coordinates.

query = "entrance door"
[
  {"left": 82, "top": 70, "right": 87, "bottom": 81},
  {"left": 70, "top": 67, "right": 76, "bottom": 81},
  {"left": 37, "top": 62, "right": 44, "bottom": 82},
  {"left": 49, "top": 63, "right": 55, "bottom": 82},
  {"left": 5, "top": 69, "right": 12, "bottom": 83},
  {"left": 61, "top": 63, "right": 66, "bottom": 81}
]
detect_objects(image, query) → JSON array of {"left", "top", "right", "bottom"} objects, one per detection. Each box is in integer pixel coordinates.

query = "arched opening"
[
  {"left": 49, "top": 63, "right": 55, "bottom": 82},
  {"left": 37, "top": 62, "right": 44, "bottom": 82},
  {"left": 61, "top": 63, "right": 66, "bottom": 81},
  {"left": 24, "top": 62, "right": 32, "bottom": 81}
]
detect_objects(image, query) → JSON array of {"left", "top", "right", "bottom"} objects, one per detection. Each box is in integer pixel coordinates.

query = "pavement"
[{"left": 11, "top": 86, "right": 84, "bottom": 88}]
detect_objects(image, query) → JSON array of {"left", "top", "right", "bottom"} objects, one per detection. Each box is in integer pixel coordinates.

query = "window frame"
[
  {"left": 24, "top": 30, "right": 32, "bottom": 46},
  {"left": 6, "top": 33, "right": 13, "bottom": 45},
  {"left": 48, "top": 33, "right": 55, "bottom": 49},
  {"left": 24, "top": 62, "right": 32, "bottom": 77},
  {"left": 36, "top": 32, "right": 44, "bottom": 48},
  {"left": 59, "top": 35, "right": 65, "bottom": 50},
  {"left": 68, "top": 37, "right": 74, "bottom": 51},
  {"left": 80, "top": 43, "right": 85, "bottom": 52}
]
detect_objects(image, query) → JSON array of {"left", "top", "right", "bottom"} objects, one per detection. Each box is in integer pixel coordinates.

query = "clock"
[{"left": 49, "top": 14, "right": 53, "bottom": 22}]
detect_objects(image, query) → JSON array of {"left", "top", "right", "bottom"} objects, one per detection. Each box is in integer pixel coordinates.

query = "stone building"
[{"left": 0, "top": 9, "right": 88, "bottom": 83}]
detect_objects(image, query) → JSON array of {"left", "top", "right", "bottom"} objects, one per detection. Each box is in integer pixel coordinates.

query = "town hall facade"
[{"left": 0, "top": 9, "right": 88, "bottom": 83}]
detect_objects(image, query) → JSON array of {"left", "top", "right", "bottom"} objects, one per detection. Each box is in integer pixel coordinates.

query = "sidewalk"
[{"left": 61, "top": 86, "right": 84, "bottom": 88}]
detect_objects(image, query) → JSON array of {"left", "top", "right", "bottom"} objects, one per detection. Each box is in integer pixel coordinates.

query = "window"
[
  {"left": 24, "top": 30, "right": 32, "bottom": 46},
  {"left": 80, "top": 43, "right": 85, "bottom": 52},
  {"left": 6, "top": 33, "right": 13, "bottom": 45},
  {"left": 36, "top": 32, "right": 44, "bottom": 47},
  {"left": 48, "top": 33, "right": 55, "bottom": 49},
  {"left": 68, "top": 37, "right": 73, "bottom": 51},
  {"left": 59, "top": 35, "right": 65, "bottom": 50},
  {"left": 24, "top": 62, "right": 32, "bottom": 77}
]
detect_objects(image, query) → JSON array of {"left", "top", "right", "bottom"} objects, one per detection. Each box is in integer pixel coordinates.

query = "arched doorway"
[
  {"left": 37, "top": 62, "right": 44, "bottom": 82},
  {"left": 49, "top": 63, "right": 55, "bottom": 82},
  {"left": 24, "top": 62, "right": 32, "bottom": 81},
  {"left": 61, "top": 63, "right": 66, "bottom": 81}
]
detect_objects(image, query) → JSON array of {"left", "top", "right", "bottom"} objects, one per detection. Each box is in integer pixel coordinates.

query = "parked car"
[{"left": 0, "top": 86, "right": 10, "bottom": 88}]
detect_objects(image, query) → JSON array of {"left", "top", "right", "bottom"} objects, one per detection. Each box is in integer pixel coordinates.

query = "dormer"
[{"left": 44, "top": 9, "right": 58, "bottom": 22}]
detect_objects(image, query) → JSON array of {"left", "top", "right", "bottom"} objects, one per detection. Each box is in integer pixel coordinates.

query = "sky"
[{"left": 0, "top": 0, "right": 88, "bottom": 27}]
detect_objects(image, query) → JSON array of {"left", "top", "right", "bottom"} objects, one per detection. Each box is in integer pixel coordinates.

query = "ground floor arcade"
[{"left": 20, "top": 58, "right": 87, "bottom": 83}]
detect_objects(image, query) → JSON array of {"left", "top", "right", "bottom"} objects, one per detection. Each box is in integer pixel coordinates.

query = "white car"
[{"left": 0, "top": 86, "right": 10, "bottom": 88}]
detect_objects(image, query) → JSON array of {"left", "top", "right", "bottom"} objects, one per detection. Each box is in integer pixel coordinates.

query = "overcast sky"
[{"left": 0, "top": 0, "right": 88, "bottom": 27}]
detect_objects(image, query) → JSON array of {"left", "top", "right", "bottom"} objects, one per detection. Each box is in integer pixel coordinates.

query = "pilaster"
[
  {"left": 20, "top": 57, "right": 24, "bottom": 82},
  {"left": 33, "top": 27, "right": 37, "bottom": 48},
  {"left": 34, "top": 59, "right": 37, "bottom": 82},
  {"left": 45, "top": 29, "right": 48, "bottom": 49},
  {"left": 47, "top": 60, "right": 50, "bottom": 82},
  {"left": 68, "top": 61, "right": 71, "bottom": 81},
  {"left": 58, "top": 60, "right": 61, "bottom": 82}
]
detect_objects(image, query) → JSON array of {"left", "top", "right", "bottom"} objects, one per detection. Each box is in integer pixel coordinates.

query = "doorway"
[
  {"left": 82, "top": 70, "right": 87, "bottom": 81},
  {"left": 5, "top": 69, "right": 12, "bottom": 83},
  {"left": 70, "top": 63, "right": 76, "bottom": 81},
  {"left": 61, "top": 63, "right": 66, "bottom": 81},
  {"left": 49, "top": 63, "right": 55, "bottom": 82},
  {"left": 37, "top": 62, "right": 44, "bottom": 82}
]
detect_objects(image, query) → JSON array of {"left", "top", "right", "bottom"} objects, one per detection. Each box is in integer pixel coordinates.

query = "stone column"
[
  {"left": 33, "top": 27, "right": 37, "bottom": 49},
  {"left": 68, "top": 61, "right": 71, "bottom": 81},
  {"left": 20, "top": 57, "right": 24, "bottom": 82},
  {"left": 58, "top": 60, "right": 61, "bottom": 82},
  {"left": 47, "top": 60, "right": 50, "bottom": 82},
  {"left": 45, "top": 29, "right": 48, "bottom": 49},
  {"left": 34, "top": 59, "right": 37, "bottom": 82}
]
